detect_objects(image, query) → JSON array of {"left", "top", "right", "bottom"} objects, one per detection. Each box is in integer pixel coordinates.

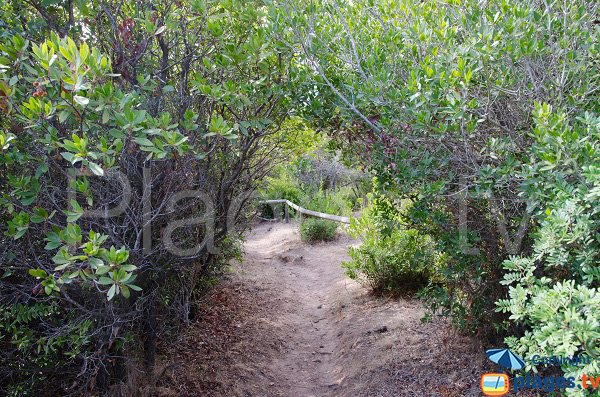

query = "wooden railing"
[{"left": 261, "top": 199, "right": 351, "bottom": 224}]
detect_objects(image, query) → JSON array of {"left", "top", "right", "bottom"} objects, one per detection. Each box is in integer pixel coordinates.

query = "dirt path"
[{"left": 159, "top": 222, "right": 491, "bottom": 397}]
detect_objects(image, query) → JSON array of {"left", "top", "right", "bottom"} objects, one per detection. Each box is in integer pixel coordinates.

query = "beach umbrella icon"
[{"left": 486, "top": 348, "right": 525, "bottom": 370}]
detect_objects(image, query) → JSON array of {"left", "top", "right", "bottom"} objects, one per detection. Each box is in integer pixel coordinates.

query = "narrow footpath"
[{"left": 158, "top": 222, "right": 490, "bottom": 397}]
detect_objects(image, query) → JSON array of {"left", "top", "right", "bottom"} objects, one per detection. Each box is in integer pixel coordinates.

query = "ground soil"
[{"left": 157, "top": 221, "right": 504, "bottom": 397}]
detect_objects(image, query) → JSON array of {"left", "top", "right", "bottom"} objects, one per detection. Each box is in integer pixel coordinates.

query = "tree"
[
  {"left": 287, "top": 0, "right": 599, "bottom": 358},
  {"left": 0, "top": 1, "right": 297, "bottom": 394}
]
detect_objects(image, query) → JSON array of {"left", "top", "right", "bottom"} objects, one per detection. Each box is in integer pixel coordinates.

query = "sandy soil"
[{"left": 158, "top": 221, "right": 499, "bottom": 397}]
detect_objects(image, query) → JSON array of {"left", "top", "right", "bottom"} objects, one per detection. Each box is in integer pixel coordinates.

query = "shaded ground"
[{"left": 157, "top": 221, "right": 502, "bottom": 397}]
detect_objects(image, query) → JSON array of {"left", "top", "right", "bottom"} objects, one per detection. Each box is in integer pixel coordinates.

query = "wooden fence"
[{"left": 261, "top": 199, "right": 350, "bottom": 224}]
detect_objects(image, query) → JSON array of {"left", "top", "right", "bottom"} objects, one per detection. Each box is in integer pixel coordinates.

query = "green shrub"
[
  {"left": 330, "top": 185, "right": 366, "bottom": 213},
  {"left": 301, "top": 189, "right": 351, "bottom": 216},
  {"left": 343, "top": 188, "right": 441, "bottom": 294},
  {"left": 292, "top": 0, "right": 598, "bottom": 338},
  {"left": 299, "top": 218, "right": 338, "bottom": 242},
  {"left": 344, "top": 228, "right": 437, "bottom": 294},
  {"left": 0, "top": 302, "right": 93, "bottom": 396},
  {"left": 0, "top": 2, "right": 297, "bottom": 393},
  {"left": 260, "top": 166, "right": 302, "bottom": 218},
  {"left": 495, "top": 106, "right": 600, "bottom": 391},
  {"left": 262, "top": 166, "right": 302, "bottom": 203}
]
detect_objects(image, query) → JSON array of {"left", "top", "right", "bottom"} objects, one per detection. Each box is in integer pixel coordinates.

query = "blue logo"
[{"left": 486, "top": 348, "right": 526, "bottom": 370}]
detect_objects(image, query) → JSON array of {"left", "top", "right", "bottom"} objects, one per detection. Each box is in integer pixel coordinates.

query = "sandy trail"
[
  {"left": 160, "top": 221, "right": 489, "bottom": 397},
  {"left": 241, "top": 223, "right": 347, "bottom": 395}
]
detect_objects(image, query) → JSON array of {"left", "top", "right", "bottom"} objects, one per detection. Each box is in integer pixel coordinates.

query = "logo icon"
[
  {"left": 481, "top": 373, "right": 510, "bottom": 396},
  {"left": 486, "top": 348, "right": 525, "bottom": 370}
]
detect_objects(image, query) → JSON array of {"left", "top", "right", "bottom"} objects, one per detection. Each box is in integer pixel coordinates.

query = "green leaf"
[
  {"left": 87, "top": 161, "right": 104, "bottom": 176},
  {"left": 95, "top": 266, "right": 110, "bottom": 275},
  {"left": 107, "top": 284, "right": 117, "bottom": 300},
  {"left": 89, "top": 257, "right": 104, "bottom": 268},
  {"left": 52, "top": 251, "right": 71, "bottom": 265},
  {"left": 65, "top": 210, "right": 83, "bottom": 223},
  {"left": 61, "top": 152, "right": 78, "bottom": 164},
  {"left": 80, "top": 42, "right": 90, "bottom": 63},
  {"left": 30, "top": 208, "right": 49, "bottom": 223},
  {"left": 44, "top": 241, "right": 62, "bottom": 250},
  {"left": 14, "top": 228, "right": 28, "bottom": 240},
  {"left": 35, "top": 163, "right": 49, "bottom": 178},
  {"left": 59, "top": 44, "right": 73, "bottom": 62},
  {"left": 29, "top": 269, "right": 47, "bottom": 278},
  {"left": 74, "top": 95, "right": 89, "bottom": 106},
  {"left": 134, "top": 137, "right": 154, "bottom": 147},
  {"left": 98, "top": 277, "right": 113, "bottom": 285},
  {"left": 58, "top": 109, "right": 70, "bottom": 123}
]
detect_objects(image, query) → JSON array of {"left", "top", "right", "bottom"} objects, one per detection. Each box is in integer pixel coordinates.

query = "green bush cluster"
[
  {"left": 259, "top": 143, "right": 367, "bottom": 223},
  {"left": 0, "top": 1, "right": 297, "bottom": 393},
  {"left": 343, "top": 186, "right": 442, "bottom": 294},
  {"left": 259, "top": 166, "right": 302, "bottom": 219},
  {"left": 301, "top": 189, "right": 353, "bottom": 217},
  {"left": 299, "top": 218, "right": 338, "bottom": 242},
  {"left": 496, "top": 106, "right": 600, "bottom": 391},
  {"left": 292, "top": 0, "right": 599, "bottom": 375},
  {"left": 0, "top": 0, "right": 596, "bottom": 395},
  {"left": 0, "top": 303, "right": 93, "bottom": 397}
]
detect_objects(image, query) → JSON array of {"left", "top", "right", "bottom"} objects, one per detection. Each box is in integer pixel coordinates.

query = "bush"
[
  {"left": 300, "top": 218, "right": 338, "bottom": 242},
  {"left": 292, "top": 0, "right": 598, "bottom": 338},
  {"left": 344, "top": 228, "right": 437, "bottom": 294},
  {"left": 0, "top": 2, "right": 296, "bottom": 393},
  {"left": 343, "top": 188, "right": 441, "bottom": 294},
  {"left": 495, "top": 106, "right": 600, "bottom": 392},
  {"left": 301, "top": 189, "right": 352, "bottom": 217},
  {"left": 0, "top": 302, "right": 93, "bottom": 397},
  {"left": 260, "top": 167, "right": 302, "bottom": 219}
]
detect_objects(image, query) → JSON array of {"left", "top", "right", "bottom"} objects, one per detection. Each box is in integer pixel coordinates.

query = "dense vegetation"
[
  {"left": 260, "top": 130, "right": 365, "bottom": 242},
  {"left": 0, "top": 1, "right": 296, "bottom": 394},
  {"left": 289, "top": 0, "right": 599, "bottom": 394},
  {"left": 1, "top": 0, "right": 598, "bottom": 395},
  {"left": 343, "top": 184, "right": 442, "bottom": 294}
]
